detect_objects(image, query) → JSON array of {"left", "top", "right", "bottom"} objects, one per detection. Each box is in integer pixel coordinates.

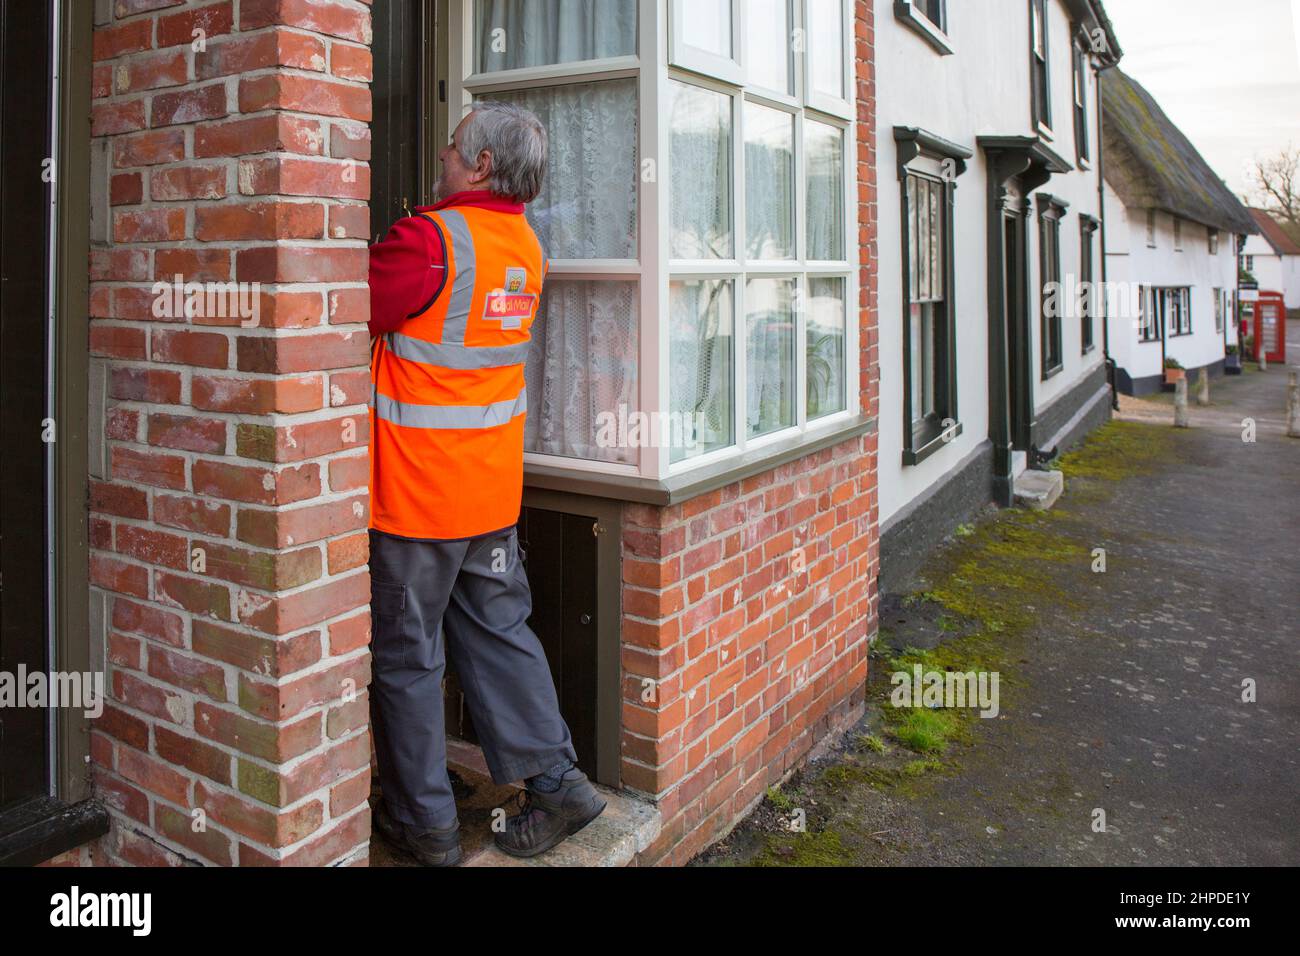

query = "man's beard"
[{"left": 432, "top": 173, "right": 450, "bottom": 203}]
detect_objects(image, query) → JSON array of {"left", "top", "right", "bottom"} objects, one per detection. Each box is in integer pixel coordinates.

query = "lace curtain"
[
  {"left": 474, "top": 0, "right": 637, "bottom": 72},
  {"left": 488, "top": 73, "right": 639, "bottom": 463}
]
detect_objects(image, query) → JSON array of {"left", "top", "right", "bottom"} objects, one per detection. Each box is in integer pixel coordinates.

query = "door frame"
[
  {"left": 0, "top": 0, "right": 105, "bottom": 865},
  {"left": 979, "top": 136, "right": 1069, "bottom": 506}
]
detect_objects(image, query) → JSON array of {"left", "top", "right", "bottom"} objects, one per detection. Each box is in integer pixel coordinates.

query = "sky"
[{"left": 1101, "top": 0, "right": 1300, "bottom": 202}]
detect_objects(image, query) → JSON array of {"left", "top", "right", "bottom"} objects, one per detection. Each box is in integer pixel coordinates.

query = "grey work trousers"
[{"left": 368, "top": 525, "right": 577, "bottom": 829}]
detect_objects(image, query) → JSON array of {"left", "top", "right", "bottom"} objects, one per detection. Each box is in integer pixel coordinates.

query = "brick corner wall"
[
  {"left": 85, "top": 0, "right": 375, "bottom": 866},
  {"left": 622, "top": 0, "right": 880, "bottom": 867}
]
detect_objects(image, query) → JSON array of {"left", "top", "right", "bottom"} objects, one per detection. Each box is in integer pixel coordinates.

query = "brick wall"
[
  {"left": 624, "top": 1, "right": 880, "bottom": 867},
  {"left": 86, "top": 0, "right": 374, "bottom": 866}
]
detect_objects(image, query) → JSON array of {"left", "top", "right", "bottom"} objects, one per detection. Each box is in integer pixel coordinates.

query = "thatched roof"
[{"left": 1101, "top": 69, "right": 1257, "bottom": 235}]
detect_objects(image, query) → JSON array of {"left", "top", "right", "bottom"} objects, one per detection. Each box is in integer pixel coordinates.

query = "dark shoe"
[
  {"left": 374, "top": 799, "right": 463, "bottom": 867},
  {"left": 493, "top": 766, "right": 607, "bottom": 859}
]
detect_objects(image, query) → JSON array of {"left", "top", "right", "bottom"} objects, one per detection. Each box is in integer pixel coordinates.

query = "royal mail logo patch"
[
  {"left": 483, "top": 268, "right": 535, "bottom": 329},
  {"left": 483, "top": 290, "right": 536, "bottom": 330}
]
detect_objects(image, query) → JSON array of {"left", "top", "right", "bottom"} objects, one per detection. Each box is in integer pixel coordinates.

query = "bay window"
[{"left": 452, "top": 0, "right": 858, "bottom": 485}]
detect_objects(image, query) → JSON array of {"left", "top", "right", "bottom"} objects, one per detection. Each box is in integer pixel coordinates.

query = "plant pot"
[{"left": 1164, "top": 368, "right": 1185, "bottom": 384}]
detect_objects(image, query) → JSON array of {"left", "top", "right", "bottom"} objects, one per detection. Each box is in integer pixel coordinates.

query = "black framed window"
[
  {"left": 895, "top": 127, "right": 969, "bottom": 464},
  {"left": 1163, "top": 287, "right": 1191, "bottom": 336},
  {"left": 1030, "top": 0, "right": 1051, "bottom": 131},
  {"left": 1079, "top": 215, "right": 1098, "bottom": 352},
  {"left": 1174, "top": 216, "right": 1183, "bottom": 251},
  {"left": 1208, "top": 227, "right": 1219, "bottom": 255},
  {"left": 1037, "top": 194, "right": 1066, "bottom": 377},
  {"left": 907, "top": 174, "right": 947, "bottom": 441},
  {"left": 915, "top": 0, "right": 946, "bottom": 29},
  {"left": 1214, "top": 287, "right": 1224, "bottom": 333},
  {"left": 895, "top": 0, "right": 951, "bottom": 54},
  {"left": 1138, "top": 286, "right": 1160, "bottom": 342},
  {"left": 1072, "top": 38, "right": 1089, "bottom": 164},
  {"left": 1146, "top": 209, "right": 1156, "bottom": 247}
]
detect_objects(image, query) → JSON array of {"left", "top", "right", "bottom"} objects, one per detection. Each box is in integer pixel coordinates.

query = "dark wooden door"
[
  {"left": 370, "top": 0, "right": 430, "bottom": 241},
  {"left": 0, "top": 0, "right": 54, "bottom": 812},
  {"left": 1003, "top": 206, "right": 1031, "bottom": 451},
  {"left": 444, "top": 507, "right": 601, "bottom": 780}
]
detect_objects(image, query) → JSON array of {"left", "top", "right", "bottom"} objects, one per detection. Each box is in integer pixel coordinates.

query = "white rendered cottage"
[
  {"left": 876, "top": 0, "right": 1120, "bottom": 591},
  {"left": 1244, "top": 208, "right": 1300, "bottom": 310},
  {"left": 1100, "top": 69, "right": 1257, "bottom": 395}
]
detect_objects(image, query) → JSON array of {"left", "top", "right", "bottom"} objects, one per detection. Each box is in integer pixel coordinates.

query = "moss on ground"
[
  {"left": 700, "top": 418, "right": 1185, "bottom": 867},
  {"left": 1055, "top": 419, "right": 1173, "bottom": 482}
]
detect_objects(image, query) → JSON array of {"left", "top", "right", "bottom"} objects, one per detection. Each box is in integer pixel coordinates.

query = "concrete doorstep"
[
  {"left": 1012, "top": 468, "right": 1064, "bottom": 511},
  {"left": 369, "top": 739, "right": 661, "bottom": 868}
]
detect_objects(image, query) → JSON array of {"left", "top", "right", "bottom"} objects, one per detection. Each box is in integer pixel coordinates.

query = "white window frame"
[
  {"left": 668, "top": 0, "right": 743, "bottom": 85},
  {"left": 451, "top": 0, "right": 858, "bottom": 485}
]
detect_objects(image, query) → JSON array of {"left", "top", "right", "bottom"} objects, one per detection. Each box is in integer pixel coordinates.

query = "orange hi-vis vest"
[{"left": 369, "top": 206, "right": 547, "bottom": 540}]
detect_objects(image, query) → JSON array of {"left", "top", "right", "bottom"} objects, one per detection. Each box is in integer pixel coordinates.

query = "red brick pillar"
[{"left": 86, "top": 0, "right": 374, "bottom": 866}]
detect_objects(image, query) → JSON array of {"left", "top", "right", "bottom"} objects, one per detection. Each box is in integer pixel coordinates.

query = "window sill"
[
  {"left": 0, "top": 796, "right": 108, "bottom": 866},
  {"left": 523, "top": 413, "right": 876, "bottom": 506},
  {"left": 903, "top": 419, "right": 963, "bottom": 466},
  {"left": 1082, "top": 343, "right": 1096, "bottom": 355},
  {"left": 1041, "top": 362, "right": 1063, "bottom": 381},
  {"left": 1036, "top": 121, "right": 1055, "bottom": 141},
  {"left": 893, "top": 1, "right": 953, "bottom": 55}
]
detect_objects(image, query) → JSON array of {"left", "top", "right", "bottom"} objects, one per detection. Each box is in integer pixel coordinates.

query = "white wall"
[
  {"left": 1241, "top": 232, "right": 1300, "bottom": 308},
  {"left": 876, "top": 0, "right": 1105, "bottom": 525},
  {"left": 1104, "top": 187, "right": 1238, "bottom": 385}
]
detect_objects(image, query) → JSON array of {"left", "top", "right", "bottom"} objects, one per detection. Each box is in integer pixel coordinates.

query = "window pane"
[
  {"left": 807, "top": 276, "right": 846, "bottom": 419},
  {"left": 488, "top": 79, "right": 638, "bottom": 259},
  {"left": 670, "top": 279, "right": 734, "bottom": 462},
  {"left": 746, "top": 0, "right": 792, "bottom": 93},
  {"left": 807, "top": 120, "right": 844, "bottom": 260},
  {"left": 525, "top": 280, "right": 639, "bottom": 463},
  {"left": 474, "top": 0, "right": 637, "bottom": 73},
  {"left": 918, "top": 180, "right": 930, "bottom": 300},
  {"left": 744, "top": 102, "right": 795, "bottom": 260},
  {"left": 808, "top": 0, "right": 845, "bottom": 100},
  {"left": 669, "top": 81, "right": 733, "bottom": 259},
  {"left": 907, "top": 177, "right": 918, "bottom": 299},
  {"left": 745, "top": 277, "right": 796, "bottom": 437},
  {"left": 909, "top": 303, "right": 937, "bottom": 424},
  {"left": 929, "top": 179, "right": 942, "bottom": 300},
  {"left": 682, "top": 0, "right": 732, "bottom": 58},
  {"left": 922, "top": 303, "right": 936, "bottom": 417}
]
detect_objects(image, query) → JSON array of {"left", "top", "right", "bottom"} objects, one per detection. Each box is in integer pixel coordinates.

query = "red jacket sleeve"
[{"left": 367, "top": 215, "right": 446, "bottom": 337}]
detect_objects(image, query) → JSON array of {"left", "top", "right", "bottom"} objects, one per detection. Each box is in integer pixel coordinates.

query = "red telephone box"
[{"left": 1253, "top": 291, "right": 1286, "bottom": 365}]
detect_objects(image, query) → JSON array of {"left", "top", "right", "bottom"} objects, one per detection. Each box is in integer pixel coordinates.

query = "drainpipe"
[{"left": 1096, "top": 60, "right": 1119, "bottom": 410}]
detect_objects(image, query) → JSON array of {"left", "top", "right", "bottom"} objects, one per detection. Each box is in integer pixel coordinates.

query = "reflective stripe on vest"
[
  {"left": 438, "top": 209, "right": 476, "bottom": 346},
  {"left": 384, "top": 330, "right": 532, "bottom": 370},
  {"left": 373, "top": 390, "right": 527, "bottom": 430}
]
